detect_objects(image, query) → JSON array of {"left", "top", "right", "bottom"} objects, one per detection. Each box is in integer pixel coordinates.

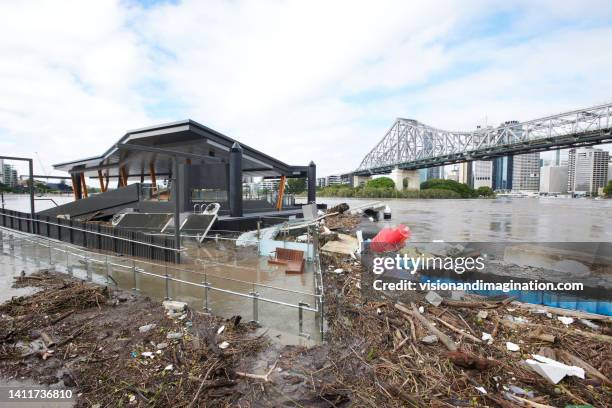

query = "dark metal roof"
[{"left": 54, "top": 120, "right": 308, "bottom": 178}]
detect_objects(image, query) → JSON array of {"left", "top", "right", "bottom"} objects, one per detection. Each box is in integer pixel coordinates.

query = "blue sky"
[{"left": 1, "top": 0, "right": 611, "bottom": 177}]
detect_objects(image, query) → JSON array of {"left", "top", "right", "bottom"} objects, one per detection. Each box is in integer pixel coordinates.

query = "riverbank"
[{"left": 1, "top": 260, "right": 611, "bottom": 406}]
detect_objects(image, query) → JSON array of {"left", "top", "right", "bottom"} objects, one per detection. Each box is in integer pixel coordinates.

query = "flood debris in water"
[{"left": 0, "top": 270, "right": 269, "bottom": 407}]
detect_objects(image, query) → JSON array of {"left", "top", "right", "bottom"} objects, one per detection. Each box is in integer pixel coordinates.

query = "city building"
[
  {"left": 426, "top": 166, "right": 444, "bottom": 180},
  {"left": 567, "top": 147, "right": 609, "bottom": 195},
  {"left": 492, "top": 156, "right": 513, "bottom": 191},
  {"left": 261, "top": 178, "right": 281, "bottom": 191},
  {"left": 472, "top": 161, "right": 493, "bottom": 189},
  {"left": 512, "top": 152, "right": 540, "bottom": 191},
  {"left": 340, "top": 173, "right": 354, "bottom": 186},
  {"left": 445, "top": 164, "right": 460, "bottom": 182},
  {"left": 2, "top": 163, "right": 18, "bottom": 187},
  {"left": 458, "top": 162, "right": 471, "bottom": 186},
  {"left": 316, "top": 177, "right": 327, "bottom": 188},
  {"left": 325, "top": 175, "right": 343, "bottom": 185},
  {"left": 539, "top": 165, "right": 568, "bottom": 194}
]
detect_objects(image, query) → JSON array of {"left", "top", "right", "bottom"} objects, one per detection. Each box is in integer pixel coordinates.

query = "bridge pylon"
[{"left": 390, "top": 168, "right": 420, "bottom": 191}]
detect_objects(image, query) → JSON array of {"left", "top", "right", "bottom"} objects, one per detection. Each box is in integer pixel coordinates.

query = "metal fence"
[
  {"left": 0, "top": 208, "right": 177, "bottom": 262},
  {"left": 0, "top": 225, "right": 325, "bottom": 340}
]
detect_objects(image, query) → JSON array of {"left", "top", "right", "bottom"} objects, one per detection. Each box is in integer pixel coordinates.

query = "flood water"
[{"left": 318, "top": 196, "right": 612, "bottom": 242}]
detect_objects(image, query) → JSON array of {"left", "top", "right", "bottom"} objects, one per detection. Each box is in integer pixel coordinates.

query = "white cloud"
[{"left": 0, "top": 0, "right": 611, "bottom": 178}]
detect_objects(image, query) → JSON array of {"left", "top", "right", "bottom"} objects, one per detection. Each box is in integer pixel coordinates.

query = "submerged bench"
[{"left": 268, "top": 247, "right": 305, "bottom": 274}]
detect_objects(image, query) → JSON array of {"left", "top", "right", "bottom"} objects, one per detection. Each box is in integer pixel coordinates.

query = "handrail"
[
  {"left": 0, "top": 210, "right": 180, "bottom": 252},
  {"left": 1, "top": 230, "right": 320, "bottom": 314}
]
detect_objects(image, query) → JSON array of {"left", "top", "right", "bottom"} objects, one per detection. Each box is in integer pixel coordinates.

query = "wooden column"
[
  {"left": 149, "top": 162, "right": 157, "bottom": 193},
  {"left": 276, "top": 175, "right": 286, "bottom": 211},
  {"left": 98, "top": 170, "right": 106, "bottom": 192},
  {"left": 119, "top": 166, "right": 128, "bottom": 187},
  {"left": 71, "top": 174, "right": 82, "bottom": 200},
  {"left": 80, "top": 173, "right": 89, "bottom": 198}
]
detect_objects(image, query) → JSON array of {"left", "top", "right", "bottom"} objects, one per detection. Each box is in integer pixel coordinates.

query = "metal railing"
[
  {"left": 0, "top": 208, "right": 178, "bottom": 262},
  {"left": 0, "top": 225, "right": 325, "bottom": 340}
]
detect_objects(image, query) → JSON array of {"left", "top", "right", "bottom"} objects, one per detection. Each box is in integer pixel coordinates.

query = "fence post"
[
  {"left": 47, "top": 240, "right": 54, "bottom": 271},
  {"left": 86, "top": 258, "right": 92, "bottom": 281},
  {"left": 132, "top": 260, "right": 139, "bottom": 293},
  {"left": 9, "top": 234, "right": 14, "bottom": 255},
  {"left": 105, "top": 256, "right": 111, "bottom": 284},
  {"left": 164, "top": 264, "right": 170, "bottom": 300},
  {"left": 249, "top": 290, "right": 259, "bottom": 324},
  {"left": 0, "top": 229, "right": 3, "bottom": 252},
  {"left": 203, "top": 274, "right": 211, "bottom": 312},
  {"left": 298, "top": 302, "right": 310, "bottom": 338},
  {"left": 66, "top": 249, "right": 72, "bottom": 276}
]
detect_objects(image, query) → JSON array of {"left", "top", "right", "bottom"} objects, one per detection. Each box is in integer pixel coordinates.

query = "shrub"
[
  {"left": 366, "top": 177, "right": 395, "bottom": 189},
  {"left": 475, "top": 186, "right": 495, "bottom": 197},
  {"left": 603, "top": 181, "right": 612, "bottom": 197},
  {"left": 420, "top": 178, "right": 476, "bottom": 198}
]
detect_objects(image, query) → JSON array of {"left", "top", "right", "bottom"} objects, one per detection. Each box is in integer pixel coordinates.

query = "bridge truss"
[{"left": 355, "top": 102, "right": 612, "bottom": 175}]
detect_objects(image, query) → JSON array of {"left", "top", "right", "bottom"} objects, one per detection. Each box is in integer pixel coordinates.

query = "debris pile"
[
  {"left": 308, "top": 252, "right": 612, "bottom": 407},
  {"left": 0, "top": 270, "right": 268, "bottom": 407}
]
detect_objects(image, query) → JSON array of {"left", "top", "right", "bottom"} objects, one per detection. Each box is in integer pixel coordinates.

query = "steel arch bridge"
[{"left": 354, "top": 102, "right": 612, "bottom": 175}]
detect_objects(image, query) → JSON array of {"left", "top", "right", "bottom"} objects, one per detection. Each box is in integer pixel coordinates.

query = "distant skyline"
[{"left": 1, "top": 0, "right": 612, "bottom": 178}]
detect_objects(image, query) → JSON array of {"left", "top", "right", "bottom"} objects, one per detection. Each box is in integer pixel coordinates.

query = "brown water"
[
  {"left": 318, "top": 196, "right": 612, "bottom": 242},
  {"left": 1, "top": 230, "right": 321, "bottom": 346}
]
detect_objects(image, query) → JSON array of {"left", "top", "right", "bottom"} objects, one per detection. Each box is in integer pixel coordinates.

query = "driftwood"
[
  {"left": 395, "top": 303, "right": 457, "bottom": 352},
  {"left": 556, "top": 349, "right": 612, "bottom": 386},
  {"left": 235, "top": 360, "right": 277, "bottom": 382},
  {"left": 432, "top": 316, "right": 482, "bottom": 344}
]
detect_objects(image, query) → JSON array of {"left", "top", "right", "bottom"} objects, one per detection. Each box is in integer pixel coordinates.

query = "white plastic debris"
[
  {"left": 166, "top": 332, "right": 183, "bottom": 340},
  {"left": 141, "top": 351, "right": 154, "bottom": 358},
  {"left": 506, "top": 342, "right": 520, "bottom": 352},
  {"left": 505, "top": 315, "right": 529, "bottom": 324},
  {"left": 481, "top": 332, "right": 493, "bottom": 344},
  {"left": 333, "top": 268, "right": 344, "bottom": 274},
  {"left": 524, "top": 354, "right": 585, "bottom": 384},
  {"left": 217, "top": 325, "right": 225, "bottom": 335},
  {"left": 475, "top": 386, "right": 487, "bottom": 395},
  {"left": 164, "top": 364, "right": 173, "bottom": 371},
  {"left": 557, "top": 316, "right": 574, "bottom": 325},
  {"left": 218, "top": 341, "right": 230, "bottom": 349},
  {"left": 421, "top": 335, "right": 438, "bottom": 345},
  {"left": 162, "top": 300, "right": 188, "bottom": 312},
  {"left": 139, "top": 323, "right": 156, "bottom": 333},
  {"left": 425, "top": 291, "right": 443, "bottom": 307},
  {"left": 477, "top": 310, "right": 488, "bottom": 320},
  {"left": 418, "top": 306, "right": 425, "bottom": 313},
  {"left": 579, "top": 319, "right": 599, "bottom": 330}
]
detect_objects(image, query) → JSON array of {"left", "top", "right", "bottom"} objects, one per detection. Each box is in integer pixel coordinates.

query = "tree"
[
  {"left": 603, "top": 180, "right": 612, "bottom": 197},
  {"left": 366, "top": 177, "right": 395, "bottom": 189},
  {"left": 476, "top": 186, "right": 495, "bottom": 197},
  {"left": 420, "top": 178, "right": 477, "bottom": 198},
  {"left": 285, "top": 178, "right": 306, "bottom": 194}
]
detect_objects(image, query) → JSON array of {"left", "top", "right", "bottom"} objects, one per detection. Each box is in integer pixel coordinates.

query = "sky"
[{"left": 1, "top": 0, "right": 611, "bottom": 178}]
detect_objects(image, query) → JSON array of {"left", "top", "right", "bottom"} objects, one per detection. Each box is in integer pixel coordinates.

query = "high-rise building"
[
  {"left": 2, "top": 164, "right": 18, "bottom": 188},
  {"left": 426, "top": 166, "right": 444, "bottom": 180},
  {"left": 492, "top": 156, "right": 513, "bottom": 191},
  {"left": 512, "top": 152, "right": 540, "bottom": 191},
  {"left": 445, "top": 164, "right": 460, "bottom": 182},
  {"left": 261, "top": 178, "right": 280, "bottom": 191},
  {"left": 540, "top": 166, "right": 568, "bottom": 194},
  {"left": 472, "top": 161, "right": 493, "bottom": 189},
  {"left": 326, "top": 175, "right": 343, "bottom": 185},
  {"left": 458, "top": 162, "right": 471, "bottom": 186},
  {"left": 316, "top": 177, "right": 327, "bottom": 188},
  {"left": 567, "top": 147, "right": 609, "bottom": 195}
]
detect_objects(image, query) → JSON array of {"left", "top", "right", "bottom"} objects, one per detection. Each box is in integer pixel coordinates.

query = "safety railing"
[
  {"left": 0, "top": 208, "right": 178, "bottom": 262},
  {"left": 0, "top": 225, "right": 324, "bottom": 340}
]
